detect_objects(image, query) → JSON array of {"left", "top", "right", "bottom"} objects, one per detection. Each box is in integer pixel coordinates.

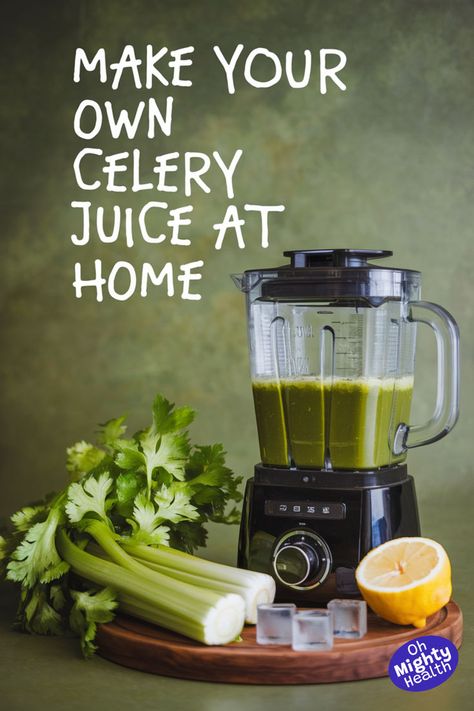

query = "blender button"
[{"left": 302, "top": 475, "right": 310, "bottom": 483}]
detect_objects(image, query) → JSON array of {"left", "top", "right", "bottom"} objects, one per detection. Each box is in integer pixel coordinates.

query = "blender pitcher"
[{"left": 234, "top": 249, "right": 459, "bottom": 472}]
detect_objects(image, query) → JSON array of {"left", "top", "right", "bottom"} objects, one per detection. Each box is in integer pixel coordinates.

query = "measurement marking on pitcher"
[
  {"left": 289, "top": 355, "right": 311, "bottom": 374},
  {"left": 295, "top": 325, "right": 314, "bottom": 338}
]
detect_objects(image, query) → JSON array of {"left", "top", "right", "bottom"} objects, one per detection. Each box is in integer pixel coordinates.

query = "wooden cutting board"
[{"left": 96, "top": 601, "right": 462, "bottom": 684}]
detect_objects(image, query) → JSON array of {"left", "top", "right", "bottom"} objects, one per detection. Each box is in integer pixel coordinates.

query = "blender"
[{"left": 234, "top": 249, "right": 459, "bottom": 603}]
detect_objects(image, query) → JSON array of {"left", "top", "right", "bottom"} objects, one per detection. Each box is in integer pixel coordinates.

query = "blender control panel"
[{"left": 264, "top": 500, "right": 346, "bottom": 520}]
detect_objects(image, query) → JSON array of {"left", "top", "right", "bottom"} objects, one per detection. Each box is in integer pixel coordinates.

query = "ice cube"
[
  {"left": 256, "top": 603, "right": 296, "bottom": 645},
  {"left": 327, "top": 599, "right": 367, "bottom": 639},
  {"left": 292, "top": 610, "right": 333, "bottom": 652}
]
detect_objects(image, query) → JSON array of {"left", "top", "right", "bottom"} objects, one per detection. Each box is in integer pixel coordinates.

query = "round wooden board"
[{"left": 96, "top": 601, "right": 463, "bottom": 685}]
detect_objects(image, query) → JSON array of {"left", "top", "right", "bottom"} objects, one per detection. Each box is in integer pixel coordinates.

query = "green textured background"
[{"left": 1, "top": 1, "right": 473, "bottom": 708}]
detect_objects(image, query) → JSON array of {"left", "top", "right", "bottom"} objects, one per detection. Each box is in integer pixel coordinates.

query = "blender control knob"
[{"left": 272, "top": 529, "right": 332, "bottom": 590}]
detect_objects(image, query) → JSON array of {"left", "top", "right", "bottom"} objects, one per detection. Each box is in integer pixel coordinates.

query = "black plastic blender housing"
[{"left": 237, "top": 249, "right": 421, "bottom": 603}]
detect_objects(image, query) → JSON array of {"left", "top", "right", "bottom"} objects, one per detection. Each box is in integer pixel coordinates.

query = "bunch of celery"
[{"left": 0, "top": 394, "right": 275, "bottom": 655}]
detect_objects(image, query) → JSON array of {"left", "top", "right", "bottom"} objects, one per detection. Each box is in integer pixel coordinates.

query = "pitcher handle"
[{"left": 393, "top": 301, "right": 460, "bottom": 455}]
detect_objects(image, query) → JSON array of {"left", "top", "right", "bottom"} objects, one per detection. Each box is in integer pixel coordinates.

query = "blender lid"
[
  {"left": 284, "top": 248, "right": 392, "bottom": 268},
  {"left": 239, "top": 249, "right": 420, "bottom": 303}
]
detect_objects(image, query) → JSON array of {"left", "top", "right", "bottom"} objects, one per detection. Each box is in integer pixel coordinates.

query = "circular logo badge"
[{"left": 389, "top": 635, "right": 458, "bottom": 692}]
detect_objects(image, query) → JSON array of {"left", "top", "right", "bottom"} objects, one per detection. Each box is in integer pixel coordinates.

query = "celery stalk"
[
  {"left": 122, "top": 541, "right": 276, "bottom": 624},
  {"left": 57, "top": 529, "right": 245, "bottom": 645}
]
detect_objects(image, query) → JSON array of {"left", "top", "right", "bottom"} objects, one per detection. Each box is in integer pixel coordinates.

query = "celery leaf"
[
  {"left": 97, "top": 416, "right": 127, "bottom": 449},
  {"left": 183, "top": 445, "right": 243, "bottom": 523},
  {"left": 114, "top": 398, "right": 195, "bottom": 498},
  {"left": 49, "top": 584, "right": 67, "bottom": 611},
  {"left": 69, "top": 587, "right": 117, "bottom": 657},
  {"left": 114, "top": 438, "right": 145, "bottom": 471},
  {"left": 115, "top": 470, "right": 144, "bottom": 517},
  {"left": 0, "top": 535, "right": 7, "bottom": 562},
  {"left": 7, "top": 506, "right": 69, "bottom": 588},
  {"left": 126, "top": 492, "right": 170, "bottom": 545},
  {"left": 65, "top": 472, "right": 113, "bottom": 524},
  {"left": 19, "top": 585, "right": 65, "bottom": 635},
  {"left": 141, "top": 430, "right": 190, "bottom": 483},
  {"left": 169, "top": 521, "right": 208, "bottom": 553},
  {"left": 152, "top": 394, "right": 195, "bottom": 435},
  {"left": 11, "top": 505, "right": 46, "bottom": 533},
  {"left": 154, "top": 486, "right": 199, "bottom": 523},
  {"left": 66, "top": 441, "right": 106, "bottom": 481},
  {"left": 116, "top": 430, "right": 191, "bottom": 496}
]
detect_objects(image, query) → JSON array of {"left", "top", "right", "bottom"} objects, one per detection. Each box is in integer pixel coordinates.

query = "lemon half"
[{"left": 355, "top": 537, "right": 452, "bottom": 628}]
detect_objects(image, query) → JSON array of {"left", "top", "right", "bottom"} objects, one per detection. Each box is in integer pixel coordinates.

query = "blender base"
[{"left": 237, "top": 463, "right": 420, "bottom": 604}]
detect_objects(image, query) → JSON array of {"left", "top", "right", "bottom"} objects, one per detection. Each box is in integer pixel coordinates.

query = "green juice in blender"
[{"left": 252, "top": 377, "right": 414, "bottom": 469}]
